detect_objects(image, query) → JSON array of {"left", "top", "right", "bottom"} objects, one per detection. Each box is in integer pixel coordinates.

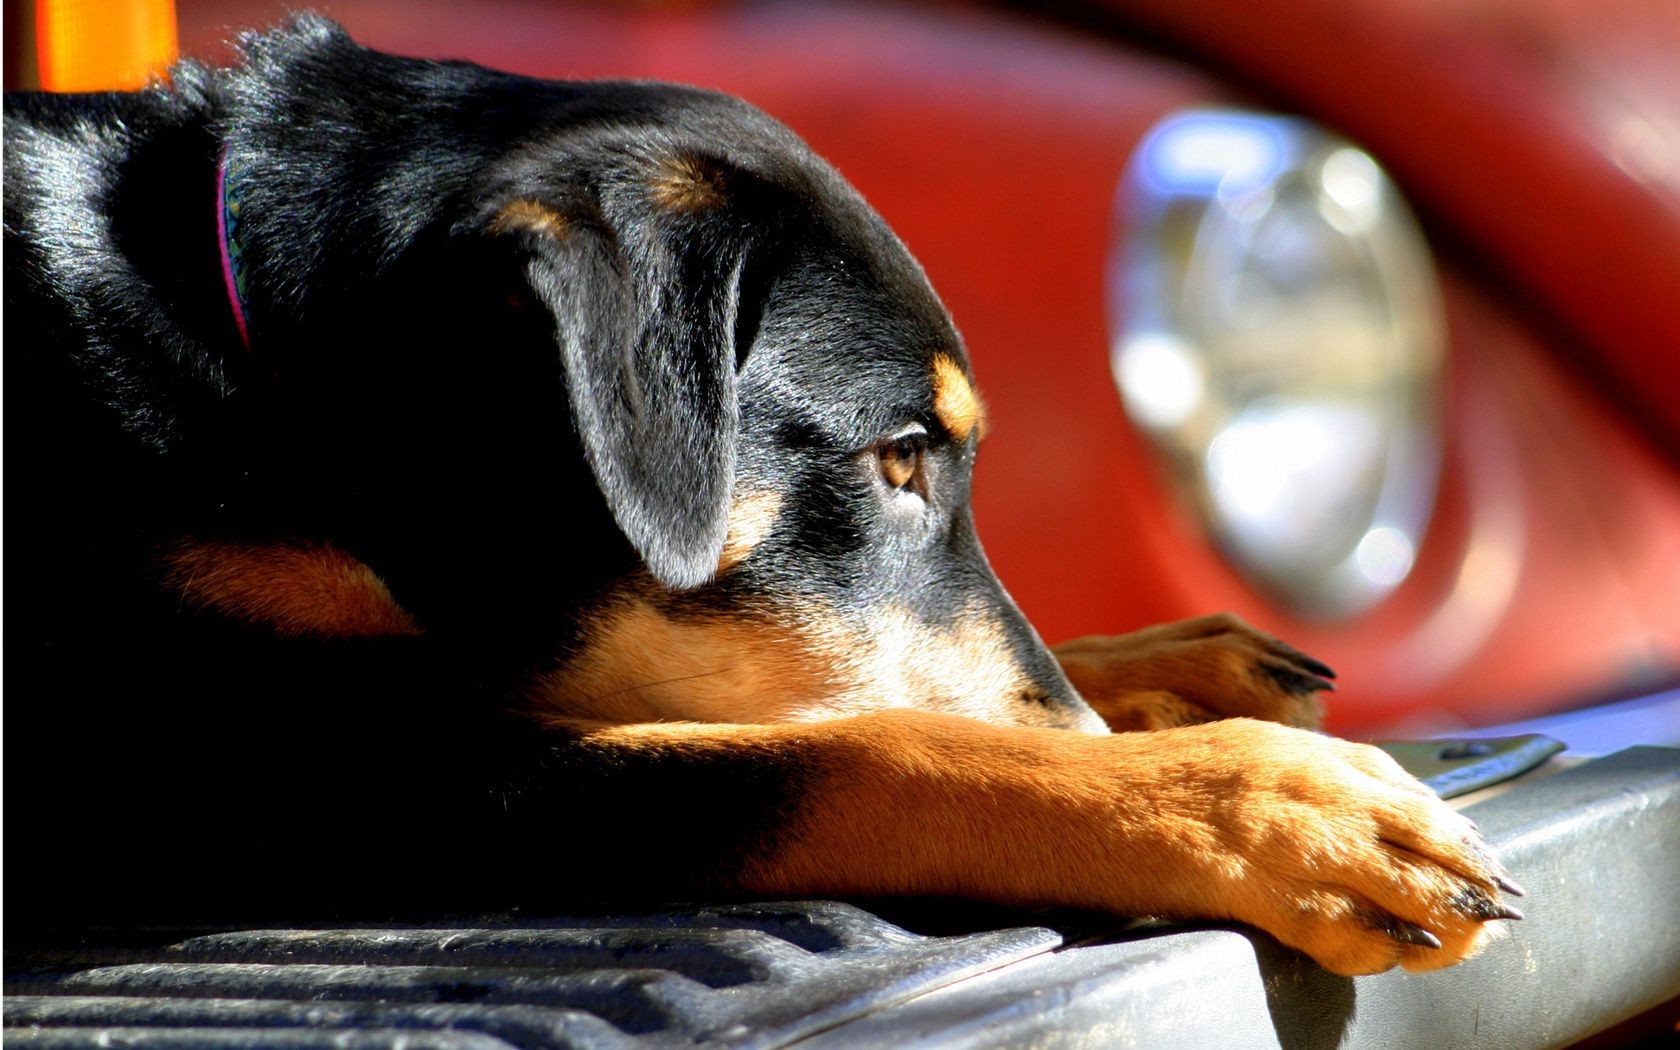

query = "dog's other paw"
[
  {"left": 1107, "top": 719, "right": 1525, "bottom": 975},
  {"left": 1054, "top": 613, "right": 1333, "bottom": 731}
]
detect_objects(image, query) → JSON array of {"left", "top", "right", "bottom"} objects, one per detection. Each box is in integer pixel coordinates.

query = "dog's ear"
[{"left": 483, "top": 164, "right": 749, "bottom": 590}]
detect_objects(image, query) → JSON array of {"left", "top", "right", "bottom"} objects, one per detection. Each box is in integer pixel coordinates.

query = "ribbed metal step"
[{"left": 3, "top": 901, "right": 1062, "bottom": 1049}]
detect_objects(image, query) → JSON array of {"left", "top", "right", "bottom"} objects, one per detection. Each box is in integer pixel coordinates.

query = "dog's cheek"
[
  {"left": 761, "top": 603, "right": 1086, "bottom": 730},
  {"left": 159, "top": 540, "right": 423, "bottom": 640},
  {"left": 850, "top": 606, "right": 1090, "bottom": 729}
]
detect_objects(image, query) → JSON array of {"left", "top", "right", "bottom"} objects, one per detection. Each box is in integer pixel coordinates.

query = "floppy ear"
[{"left": 486, "top": 173, "right": 747, "bottom": 591}]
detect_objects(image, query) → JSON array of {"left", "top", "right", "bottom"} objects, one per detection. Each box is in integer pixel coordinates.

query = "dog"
[{"left": 4, "top": 16, "right": 1521, "bottom": 975}]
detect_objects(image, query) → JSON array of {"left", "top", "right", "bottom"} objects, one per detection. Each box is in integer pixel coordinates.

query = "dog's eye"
[{"left": 876, "top": 432, "right": 928, "bottom": 497}]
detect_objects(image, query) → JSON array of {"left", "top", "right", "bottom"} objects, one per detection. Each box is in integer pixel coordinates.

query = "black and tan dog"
[{"left": 4, "top": 17, "right": 1521, "bottom": 975}]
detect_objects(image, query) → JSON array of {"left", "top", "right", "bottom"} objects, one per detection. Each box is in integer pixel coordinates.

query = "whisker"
[{"left": 588, "top": 666, "right": 734, "bottom": 704}]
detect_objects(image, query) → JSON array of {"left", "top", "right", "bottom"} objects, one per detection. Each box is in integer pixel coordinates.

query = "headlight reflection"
[{"left": 1114, "top": 111, "right": 1445, "bottom": 618}]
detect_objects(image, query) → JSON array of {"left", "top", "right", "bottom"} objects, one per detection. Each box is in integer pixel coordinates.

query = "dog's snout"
[{"left": 985, "top": 591, "right": 1109, "bottom": 735}]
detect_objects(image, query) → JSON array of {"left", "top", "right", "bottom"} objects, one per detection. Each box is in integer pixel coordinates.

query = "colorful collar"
[{"left": 217, "top": 150, "right": 252, "bottom": 349}]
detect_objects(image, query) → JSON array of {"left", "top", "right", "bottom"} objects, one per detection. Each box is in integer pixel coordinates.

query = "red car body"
[{"left": 47, "top": 0, "right": 1680, "bottom": 735}]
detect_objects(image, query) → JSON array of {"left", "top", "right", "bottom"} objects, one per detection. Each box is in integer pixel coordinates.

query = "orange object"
[{"left": 36, "top": 0, "right": 177, "bottom": 92}]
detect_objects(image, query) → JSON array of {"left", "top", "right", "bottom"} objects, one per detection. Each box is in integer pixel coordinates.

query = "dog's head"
[{"left": 209, "top": 21, "right": 1102, "bottom": 733}]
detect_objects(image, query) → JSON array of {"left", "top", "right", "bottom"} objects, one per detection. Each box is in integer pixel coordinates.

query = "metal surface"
[
  {"left": 1379, "top": 733, "right": 1565, "bottom": 799},
  {"left": 3, "top": 903, "right": 1060, "bottom": 1048},
  {"left": 1114, "top": 110, "right": 1445, "bottom": 619}
]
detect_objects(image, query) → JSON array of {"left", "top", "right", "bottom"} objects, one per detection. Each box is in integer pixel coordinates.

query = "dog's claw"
[
  {"left": 1387, "top": 920, "right": 1442, "bottom": 949},
  {"left": 1260, "top": 661, "right": 1336, "bottom": 696},
  {"left": 1266, "top": 638, "right": 1337, "bottom": 679},
  {"left": 1495, "top": 874, "right": 1526, "bottom": 897},
  {"left": 1453, "top": 885, "right": 1525, "bottom": 922},
  {"left": 1290, "top": 651, "right": 1338, "bottom": 681}
]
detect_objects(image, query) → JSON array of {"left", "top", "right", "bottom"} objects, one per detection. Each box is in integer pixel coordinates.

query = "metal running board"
[{"left": 4, "top": 901, "right": 1061, "bottom": 1049}]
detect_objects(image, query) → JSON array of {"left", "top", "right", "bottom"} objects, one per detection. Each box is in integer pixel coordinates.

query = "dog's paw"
[
  {"left": 1054, "top": 613, "right": 1333, "bottom": 730},
  {"left": 1119, "top": 719, "right": 1524, "bottom": 975}
]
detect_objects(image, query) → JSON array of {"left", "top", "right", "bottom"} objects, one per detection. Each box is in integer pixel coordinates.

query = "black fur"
[{"left": 4, "top": 17, "right": 1087, "bottom": 928}]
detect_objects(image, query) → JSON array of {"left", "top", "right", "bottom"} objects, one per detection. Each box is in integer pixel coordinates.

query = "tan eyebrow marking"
[
  {"left": 650, "top": 154, "right": 727, "bottom": 212},
  {"left": 489, "top": 199, "right": 568, "bottom": 239},
  {"left": 932, "top": 353, "right": 988, "bottom": 442}
]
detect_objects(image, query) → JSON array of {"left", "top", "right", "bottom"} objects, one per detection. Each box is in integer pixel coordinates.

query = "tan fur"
[
  {"left": 805, "top": 604, "right": 1054, "bottom": 726},
  {"left": 489, "top": 199, "right": 568, "bottom": 239},
  {"left": 161, "top": 539, "right": 422, "bottom": 640},
  {"left": 1055, "top": 613, "right": 1325, "bottom": 730},
  {"left": 531, "top": 589, "right": 1091, "bottom": 730},
  {"left": 717, "top": 490, "right": 782, "bottom": 575},
  {"left": 932, "top": 353, "right": 987, "bottom": 443},
  {"left": 534, "top": 599, "right": 832, "bottom": 725},
  {"left": 649, "top": 155, "right": 726, "bottom": 212}
]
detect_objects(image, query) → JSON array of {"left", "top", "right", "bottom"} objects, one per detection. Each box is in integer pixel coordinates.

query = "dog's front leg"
[
  {"left": 1053, "top": 613, "right": 1333, "bottom": 731},
  {"left": 531, "top": 709, "right": 1520, "bottom": 976}
]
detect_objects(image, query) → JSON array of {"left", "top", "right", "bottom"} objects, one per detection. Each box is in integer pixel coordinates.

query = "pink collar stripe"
[{"left": 217, "top": 150, "right": 252, "bottom": 350}]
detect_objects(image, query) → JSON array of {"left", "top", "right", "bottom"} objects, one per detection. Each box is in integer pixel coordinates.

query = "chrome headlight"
[{"left": 1112, "top": 111, "right": 1444, "bottom": 619}]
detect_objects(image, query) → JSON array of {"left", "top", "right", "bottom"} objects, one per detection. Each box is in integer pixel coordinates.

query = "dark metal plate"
[{"left": 4, "top": 902, "right": 1059, "bottom": 1049}]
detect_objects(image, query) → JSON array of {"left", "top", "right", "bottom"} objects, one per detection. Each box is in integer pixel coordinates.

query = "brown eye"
[{"left": 877, "top": 432, "right": 927, "bottom": 496}]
